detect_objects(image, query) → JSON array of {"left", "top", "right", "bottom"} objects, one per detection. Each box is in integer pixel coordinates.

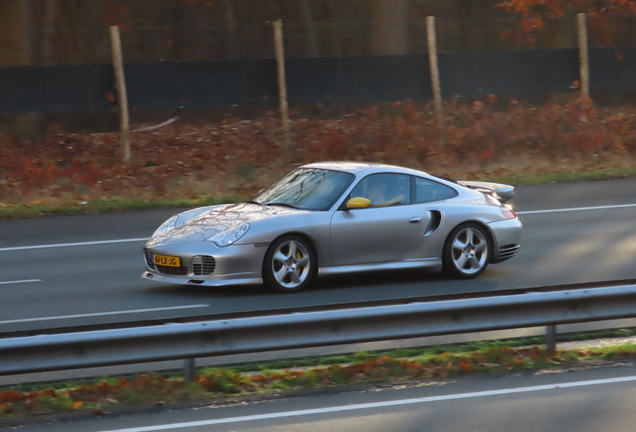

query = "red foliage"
[{"left": 1, "top": 98, "right": 635, "bottom": 208}]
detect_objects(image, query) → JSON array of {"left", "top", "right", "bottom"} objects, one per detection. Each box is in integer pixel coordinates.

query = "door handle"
[{"left": 409, "top": 217, "right": 423, "bottom": 224}]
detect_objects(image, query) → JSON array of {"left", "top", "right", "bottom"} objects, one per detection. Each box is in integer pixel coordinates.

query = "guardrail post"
[
  {"left": 546, "top": 325, "right": 557, "bottom": 354},
  {"left": 183, "top": 358, "right": 195, "bottom": 384}
]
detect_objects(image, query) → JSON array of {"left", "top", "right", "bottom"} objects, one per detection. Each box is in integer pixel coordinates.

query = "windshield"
[{"left": 253, "top": 168, "right": 355, "bottom": 211}]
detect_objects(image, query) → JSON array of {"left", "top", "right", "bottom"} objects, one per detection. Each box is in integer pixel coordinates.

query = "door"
[{"left": 329, "top": 173, "right": 427, "bottom": 266}]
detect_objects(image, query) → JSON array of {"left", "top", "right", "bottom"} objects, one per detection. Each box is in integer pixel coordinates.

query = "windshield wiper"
[
  {"left": 265, "top": 202, "right": 301, "bottom": 210},
  {"left": 246, "top": 200, "right": 264, "bottom": 206}
]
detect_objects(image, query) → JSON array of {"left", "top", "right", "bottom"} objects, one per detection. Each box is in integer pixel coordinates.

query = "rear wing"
[{"left": 459, "top": 180, "right": 515, "bottom": 204}]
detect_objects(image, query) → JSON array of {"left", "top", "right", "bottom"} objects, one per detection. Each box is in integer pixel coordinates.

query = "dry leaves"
[{"left": 1, "top": 97, "right": 635, "bottom": 207}]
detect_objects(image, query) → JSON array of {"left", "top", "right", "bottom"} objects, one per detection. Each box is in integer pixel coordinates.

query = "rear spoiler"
[{"left": 459, "top": 180, "right": 515, "bottom": 204}]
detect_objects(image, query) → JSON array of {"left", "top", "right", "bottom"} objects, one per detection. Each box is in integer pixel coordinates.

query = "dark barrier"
[
  {"left": 0, "top": 64, "right": 115, "bottom": 114},
  {"left": 0, "top": 47, "right": 632, "bottom": 115},
  {"left": 589, "top": 47, "right": 636, "bottom": 92},
  {"left": 439, "top": 48, "right": 579, "bottom": 98},
  {"left": 126, "top": 58, "right": 277, "bottom": 109}
]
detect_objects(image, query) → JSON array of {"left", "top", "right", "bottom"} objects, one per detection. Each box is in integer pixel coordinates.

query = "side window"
[
  {"left": 413, "top": 176, "right": 458, "bottom": 203},
  {"left": 350, "top": 173, "right": 410, "bottom": 207}
]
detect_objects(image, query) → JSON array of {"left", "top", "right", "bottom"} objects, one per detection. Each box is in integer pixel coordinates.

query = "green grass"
[
  {"left": 484, "top": 166, "right": 636, "bottom": 186},
  {"left": 0, "top": 195, "right": 245, "bottom": 219},
  {"left": 228, "top": 327, "right": 636, "bottom": 374}
]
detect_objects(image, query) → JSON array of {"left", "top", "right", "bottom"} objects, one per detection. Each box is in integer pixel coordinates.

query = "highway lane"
[
  {"left": 1, "top": 178, "right": 636, "bottom": 334},
  {"left": 9, "top": 358, "right": 636, "bottom": 431}
]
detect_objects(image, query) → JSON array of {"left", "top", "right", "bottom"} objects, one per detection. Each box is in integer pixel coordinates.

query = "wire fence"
[
  {"left": 2, "top": 15, "right": 636, "bottom": 124},
  {"left": 11, "top": 16, "right": 636, "bottom": 64}
]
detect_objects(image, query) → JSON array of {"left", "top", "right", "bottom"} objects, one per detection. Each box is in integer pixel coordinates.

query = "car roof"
[{"left": 301, "top": 161, "right": 428, "bottom": 177}]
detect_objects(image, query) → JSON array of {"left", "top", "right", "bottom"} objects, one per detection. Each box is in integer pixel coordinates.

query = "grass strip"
[
  {"left": 483, "top": 166, "right": 636, "bottom": 186},
  {"left": 0, "top": 195, "right": 244, "bottom": 219},
  {"left": 2, "top": 328, "right": 636, "bottom": 421}
]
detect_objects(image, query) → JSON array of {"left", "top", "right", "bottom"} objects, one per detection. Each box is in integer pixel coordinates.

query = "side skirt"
[{"left": 319, "top": 258, "right": 442, "bottom": 276}]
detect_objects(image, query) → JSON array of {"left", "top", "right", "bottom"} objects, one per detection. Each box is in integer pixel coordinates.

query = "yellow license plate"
[{"left": 153, "top": 254, "right": 181, "bottom": 267}]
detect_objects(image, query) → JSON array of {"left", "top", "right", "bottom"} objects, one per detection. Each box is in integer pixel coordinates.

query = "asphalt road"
[
  {"left": 1, "top": 178, "right": 636, "bottom": 335},
  {"left": 7, "top": 358, "right": 636, "bottom": 432}
]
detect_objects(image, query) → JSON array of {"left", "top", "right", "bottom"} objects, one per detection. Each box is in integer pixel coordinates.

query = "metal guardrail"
[
  {"left": 5, "top": 279, "right": 635, "bottom": 340},
  {"left": 1, "top": 284, "right": 636, "bottom": 377}
]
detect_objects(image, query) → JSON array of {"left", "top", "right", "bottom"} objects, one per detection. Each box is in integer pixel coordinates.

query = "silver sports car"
[{"left": 142, "top": 162, "right": 522, "bottom": 292}]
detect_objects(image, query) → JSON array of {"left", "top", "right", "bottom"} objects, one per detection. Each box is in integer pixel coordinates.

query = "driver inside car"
[
  {"left": 354, "top": 174, "right": 408, "bottom": 207},
  {"left": 367, "top": 178, "right": 390, "bottom": 206}
]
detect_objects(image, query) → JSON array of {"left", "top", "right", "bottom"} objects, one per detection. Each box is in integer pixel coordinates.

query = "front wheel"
[
  {"left": 263, "top": 235, "right": 316, "bottom": 293},
  {"left": 442, "top": 223, "right": 491, "bottom": 279}
]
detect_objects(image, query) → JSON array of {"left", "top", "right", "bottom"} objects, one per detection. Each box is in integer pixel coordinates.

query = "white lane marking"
[
  {"left": 96, "top": 374, "right": 636, "bottom": 432},
  {"left": 0, "top": 279, "right": 42, "bottom": 286},
  {"left": 0, "top": 238, "right": 148, "bottom": 252},
  {"left": 0, "top": 304, "right": 209, "bottom": 325},
  {"left": 0, "top": 203, "right": 634, "bottom": 253},
  {"left": 517, "top": 203, "right": 636, "bottom": 215}
]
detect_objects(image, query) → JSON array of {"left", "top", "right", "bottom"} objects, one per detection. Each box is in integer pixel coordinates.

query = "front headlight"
[
  {"left": 205, "top": 223, "right": 250, "bottom": 247},
  {"left": 152, "top": 215, "right": 178, "bottom": 236}
]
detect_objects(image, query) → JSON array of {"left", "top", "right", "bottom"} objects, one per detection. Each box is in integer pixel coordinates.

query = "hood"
[{"left": 146, "top": 203, "right": 303, "bottom": 246}]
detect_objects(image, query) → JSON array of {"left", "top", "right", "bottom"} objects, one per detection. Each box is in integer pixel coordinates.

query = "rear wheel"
[
  {"left": 442, "top": 223, "right": 490, "bottom": 279},
  {"left": 263, "top": 235, "right": 316, "bottom": 293}
]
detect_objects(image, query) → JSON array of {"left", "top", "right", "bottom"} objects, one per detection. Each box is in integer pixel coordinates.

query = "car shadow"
[{"left": 148, "top": 265, "right": 504, "bottom": 301}]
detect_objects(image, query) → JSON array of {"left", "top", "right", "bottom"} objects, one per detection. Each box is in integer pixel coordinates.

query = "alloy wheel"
[
  {"left": 271, "top": 240, "right": 311, "bottom": 289},
  {"left": 450, "top": 226, "right": 489, "bottom": 275}
]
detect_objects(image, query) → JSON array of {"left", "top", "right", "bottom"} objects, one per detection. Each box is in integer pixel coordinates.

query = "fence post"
[
  {"left": 273, "top": 19, "right": 291, "bottom": 148},
  {"left": 577, "top": 13, "right": 590, "bottom": 98},
  {"left": 426, "top": 16, "right": 444, "bottom": 145},
  {"left": 546, "top": 325, "right": 557, "bottom": 354},
  {"left": 109, "top": 25, "right": 131, "bottom": 162}
]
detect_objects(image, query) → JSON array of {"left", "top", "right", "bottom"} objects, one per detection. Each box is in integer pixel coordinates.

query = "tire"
[
  {"left": 263, "top": 235, "right": 317, "bottom": 293},
  {"left": 442, "top": 223, "right": 491, "bottom": 279}
]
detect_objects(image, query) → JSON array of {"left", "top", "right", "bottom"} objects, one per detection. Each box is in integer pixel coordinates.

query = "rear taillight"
[{"left": 502, "top": 209, "right": 517, "bottom": 219}]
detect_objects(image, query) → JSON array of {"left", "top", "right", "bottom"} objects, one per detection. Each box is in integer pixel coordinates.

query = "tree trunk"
[
  {"left": 371, "top": 0, "right": 409, "bottom": 118},
  {"left": 224, "top": 0, "right": 237, "bottom": 59},
  {"left": 298, "top": 0, "right": 318, "bottom": 57},
  {"left": 42, "top": 0, "right": 58, "bottom": 65},
  {"left": 0, "top": 0, "right": 32, "bottom": 66},
  {"left": 0, "top": 0, "right": 42, "bottom": 142},
  {"left": 371, "top": 0, "right": 409, "bottom": 55}
]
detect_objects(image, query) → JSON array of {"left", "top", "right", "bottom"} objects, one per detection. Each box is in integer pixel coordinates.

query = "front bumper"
[
  {"left": 142, "top": 240, "right": 267, "bottom": 287},
  {"left": 487, "top": 218, "right": 523, "bottom": 263}
]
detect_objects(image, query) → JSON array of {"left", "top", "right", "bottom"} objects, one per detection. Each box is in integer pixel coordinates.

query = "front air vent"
[
  {"left": 192, "top": 255, "right": 216, "bottom": 275},
  {"left": 155, "top": 265, "right": 188, "bottom": 276},
  {"left": 143, "top": 248, "right": 155, "bottom": 270}
]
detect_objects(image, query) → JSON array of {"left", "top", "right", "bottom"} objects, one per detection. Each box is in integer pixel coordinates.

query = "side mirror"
[{"left": 346, "top": 197, "right": 371, "bottom": 209}]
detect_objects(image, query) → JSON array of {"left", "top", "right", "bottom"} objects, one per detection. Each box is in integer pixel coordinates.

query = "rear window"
[{"left": 412, "top": 176, "right": 458, "bottom": 203}]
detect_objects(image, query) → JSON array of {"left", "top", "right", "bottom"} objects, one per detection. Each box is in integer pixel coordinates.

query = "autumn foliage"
[
  {"left": 1, "top": 96, "right": 636, "bottom": 212},
  {"left": 498, "top": 0, "right": 636, "bottom": 46}
]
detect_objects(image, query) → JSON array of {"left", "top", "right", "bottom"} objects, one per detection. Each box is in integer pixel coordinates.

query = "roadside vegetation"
[
  {"left": 2, "top": 328, "right": 636, "bottom": 422},
  {"left": 2, "top": 96, "right": 636, "bottom": 219}
]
